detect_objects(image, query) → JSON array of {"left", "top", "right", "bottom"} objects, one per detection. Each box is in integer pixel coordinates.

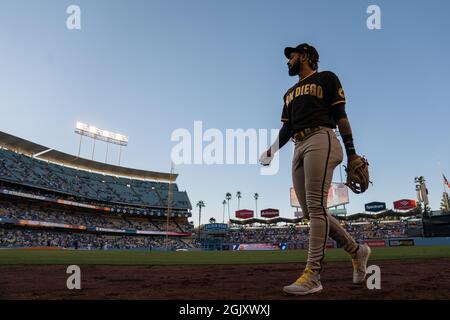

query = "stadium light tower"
[{"left": 75, "top": 121, "right": 128, "bottom": 165}]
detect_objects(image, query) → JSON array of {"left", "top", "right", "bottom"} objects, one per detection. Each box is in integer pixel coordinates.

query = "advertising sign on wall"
[
  {"left": 393, "top": 199, "right": 416, "bottom": 210},
  {"left": 365, "top": 202, "right": 387, "bottom": 212},
  {"left": 260, "top": 208, "right": 279, "bottom": 218},
  {"left": 235, "top": 209, "right": 254, "bottom": 219},
  {"left": 291, "top": 183, "right": 349, "bottom": 208}
]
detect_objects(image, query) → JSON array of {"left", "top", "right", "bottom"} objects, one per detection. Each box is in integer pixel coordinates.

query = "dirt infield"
[{"left": 1, "top": 259, "right": 449, "bottom": 300}]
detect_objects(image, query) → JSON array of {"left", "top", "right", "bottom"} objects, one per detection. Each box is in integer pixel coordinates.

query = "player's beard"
[{"left": 288, "top": 61, "right": 300, "bottom": 76}]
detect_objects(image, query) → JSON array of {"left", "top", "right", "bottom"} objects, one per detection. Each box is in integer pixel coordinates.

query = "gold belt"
[{"left": 293, "top": 126, "right": 323, "bottom": 142}]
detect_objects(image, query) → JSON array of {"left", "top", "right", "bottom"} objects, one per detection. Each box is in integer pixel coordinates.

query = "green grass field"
[{"left": 1, "top": 246, "right": 450, "bottom": 265}]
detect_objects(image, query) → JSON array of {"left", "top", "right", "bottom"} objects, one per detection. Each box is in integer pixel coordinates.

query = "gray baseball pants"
[{"left": 292, "top": 127, "right": 359, "bottom": 273}]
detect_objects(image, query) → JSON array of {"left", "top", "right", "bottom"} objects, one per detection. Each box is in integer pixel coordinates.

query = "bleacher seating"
[
  {"left": 0, "top": 200, "right": 193, "bottom": 249},
  {"left": 0, "top": 145, "right": 195, "bottom": 251},
  {"left": 0, "top": 147, "right": 191, "bottom": 209},
  {"left": 0, "top": 228, "right": 192, "bottom": 250},
  {"left": 225, "top": 220, "right": 412, "bottom": 248},
  {"left": 0, "top": 200, "right": 193, "bottom": 232}
]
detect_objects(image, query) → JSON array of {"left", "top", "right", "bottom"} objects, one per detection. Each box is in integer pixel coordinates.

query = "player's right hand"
[{"left": 259, "top": 149, "right": 273, "bottom": 166}]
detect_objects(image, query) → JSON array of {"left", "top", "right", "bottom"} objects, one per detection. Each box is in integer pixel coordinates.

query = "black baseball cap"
[{"left": 284, "top": 43, "right": 312, "bottom": 59}]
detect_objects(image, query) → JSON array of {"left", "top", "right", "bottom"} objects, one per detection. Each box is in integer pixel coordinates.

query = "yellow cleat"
[{"left": 283, "top": 267, "right": 323, "bottom": 296}]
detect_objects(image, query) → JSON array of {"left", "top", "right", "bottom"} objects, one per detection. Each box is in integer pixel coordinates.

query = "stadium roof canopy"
[
  {"left": 0, "top": 131, "right": 48, "bottom": 155},
  {"left": 229, "top": 208, "right": 420, "bottom": 225},
  {"left": 0, "top": 131, "right": 177, "bottom": 181},
  {"left": 334, "top": 209, "right": 419, "bottom": 221}
]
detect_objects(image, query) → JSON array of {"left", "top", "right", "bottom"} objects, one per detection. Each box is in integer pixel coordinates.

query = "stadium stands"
[
  {"left": 0, "top": 228, "right": 191, "bottom": 250},
  {"left": 226, "top": 226, "right": 308, "bottom": 246},
  {"left": 343, "top": 220, "right": 408, "bottom": 239},
  {"left": 0, "top": 147, "right": 191, "bottom": 209},
  {"left": 0, "top": 133, "right": 429, "bottom": 251},
  {"left": 0, "top": 135, "right": 194, "bottom": 250},
  {"left": 0, "top": 201, "right": 194, "bottom": 233},
  {"left": 225, "top": 219, "right": 412, "bottom": 249}
]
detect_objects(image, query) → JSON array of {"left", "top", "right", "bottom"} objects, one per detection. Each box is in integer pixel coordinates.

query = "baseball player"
[{"left": 260, "top": 43, "right": 371, "bottom": 295}]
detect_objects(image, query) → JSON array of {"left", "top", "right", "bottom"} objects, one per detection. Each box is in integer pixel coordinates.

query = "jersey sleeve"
[
  {"left": 281, "top": 94, "right": 289, "bottom": 123},
  {"left": 281, "top": 105, "right": 289, "bottom": 123},
  {"left": 325, "top": 71, "right": 346, "bottom": 107},
  {"left": 281, "top": 104, "right": 289, "bottom": 123}
]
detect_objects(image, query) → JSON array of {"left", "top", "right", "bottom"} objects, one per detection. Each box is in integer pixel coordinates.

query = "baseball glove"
[{"left": 344, "top": 156, "right": 371, "bottom": 194}]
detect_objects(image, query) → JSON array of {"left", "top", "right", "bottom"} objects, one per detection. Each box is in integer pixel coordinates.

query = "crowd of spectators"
[
  {"left": 0, "top": 228, "right": 192, "bottom": 250},
  {"left": 0, "top": 181, "right": 190, "bottom": 218},
  {"left": 0, "top": 201, "right": 192, "bottom": 233},
  {"left": 0, "top": 147, "right": 197, "bottom": 251},
  {"left": 225, "top": 220, "right": 413, "bottom": 247},
  {"left": 226, "top": 225, "right": 309, "bottom": 246},
  {"left": 0, "top": 199, "right": 195, "bottom": 250},
  {"left": 0, "top": 147, "right": 191, "bottom": 209},
  {"left": 343, "top": 221, "right": 409, "bottom": 240}
]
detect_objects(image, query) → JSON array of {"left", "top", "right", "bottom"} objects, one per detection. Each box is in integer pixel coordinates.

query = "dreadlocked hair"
[{"left": 304, "top": 45, "right": 319, "bottom": 71}]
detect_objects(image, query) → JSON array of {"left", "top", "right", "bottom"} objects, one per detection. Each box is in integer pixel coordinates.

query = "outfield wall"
[
  {"left": 231, "top": 237, "right": 450, "bottom": 251},
  {"left": 389, "top": 237, "right": 450, "bottom": 247},
  {"left": 359, "top": 237, "right": 450, "bottom": 248}
]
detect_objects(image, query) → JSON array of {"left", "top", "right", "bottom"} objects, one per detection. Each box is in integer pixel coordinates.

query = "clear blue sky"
[{"left": 1, "top": 0, "right": 450, "bottom": 225}]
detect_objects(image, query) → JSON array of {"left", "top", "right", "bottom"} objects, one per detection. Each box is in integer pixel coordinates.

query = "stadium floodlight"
[
  {"left": 75, "top": 121, "right": 129, "bottom": 165},
  {"left": 75, "top": 121, "right": 128, "bottom": 146}
]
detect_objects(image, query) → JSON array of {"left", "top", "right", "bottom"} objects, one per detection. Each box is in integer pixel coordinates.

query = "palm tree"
[
  {"left": 236, "top": 191, "right": 242, "bottom": 210},
  {"left": 196, "top": 200, "right": 205, "bottom": 241},
  {"left": 254, "top": 193, "right": 259, "bottom": 218},
  {"left": 222, "top": 200, "right": 227, "bottom": 223},
  {"left": 225, "top": 192, "right": 232, "bottom": 222}
]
